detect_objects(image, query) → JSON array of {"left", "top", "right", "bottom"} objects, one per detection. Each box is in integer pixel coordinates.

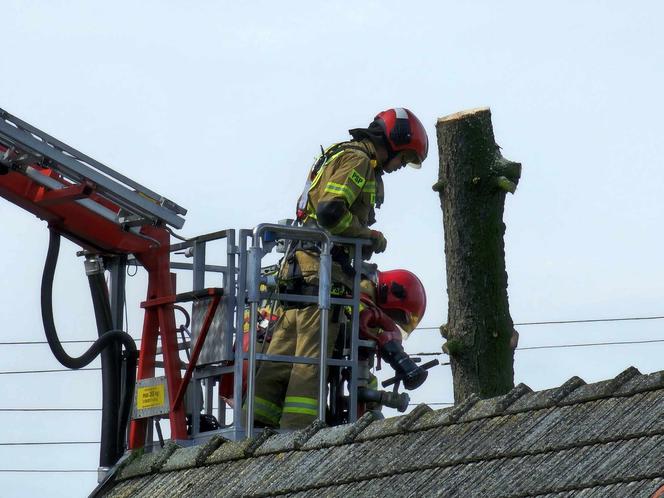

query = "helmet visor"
[
  {"left": 385, "top": 309, "right": 421, "bottom": 335},
  {"left": 402, "top": 150, "right": 422, "bottom": 169}
]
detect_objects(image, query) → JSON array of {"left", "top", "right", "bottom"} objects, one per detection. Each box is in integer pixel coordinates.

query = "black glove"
[
  {"left": 370, "top": 230, "right": 387, "bottom": 253},
  {"left": 380, "top": 340, "right": 428, "bottom": 390}
]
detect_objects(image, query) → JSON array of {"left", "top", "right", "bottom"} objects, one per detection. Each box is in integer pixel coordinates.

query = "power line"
[
  {"left": 0, "top": 314, "right": 663, "bottom": 347},
  {"left": 516, "top": 315, "right": 664, "bottom": 326},
  {"left": 0, "top": 408, "right": 100, "bottom": 412},
  {"left": 0, "top": 469, "right": 97, "bottom": 473},
  {"left": 0, "top": 367, "right": 100, "bottom": 375},
  {"left": 412, "top": 338, "right": 664, "bottom": 357},
  {"left": 1, "top": 340, "right": 662, "bottom": 377},
  {"left": 416, "top": 314, "right": 664, "bottom": 330},
  {"left": 0, "top": 338, "right": 141, "bottom": 346},
  {"left": 0, "top": 407, "right": 234, "bottom": 413},
  {"left": 518, "top": 338, "right": 664, "bottom": 351},
  {"left": 0, "top": 441, "right": 99, "bottom": 446}
]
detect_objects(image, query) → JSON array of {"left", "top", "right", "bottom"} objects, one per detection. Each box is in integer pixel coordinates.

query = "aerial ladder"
[
  {"left": 0, "top": 108, "right": 190, "bottom": 477},
  {"left": 0, "top": 108, "right": 434, "bottom": 482}
]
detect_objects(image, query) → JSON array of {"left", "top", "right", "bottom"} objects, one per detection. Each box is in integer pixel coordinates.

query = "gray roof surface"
[{"left": 96, "top": 366, "right": 664, "bottom": 497}]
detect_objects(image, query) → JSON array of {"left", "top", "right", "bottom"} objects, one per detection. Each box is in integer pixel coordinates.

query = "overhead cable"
[
  {"left": 0, "top": 469, "right": 97, "bottom": 473},
  {"left": 411, "top": 338, "right": 664, "bottom": 357},
  {"left": 0, "top": 441, "right": 99, "bottom": 446},
  {"left": 0, "top": 367, "right": 101, "bottom": 375},
  {"left": 2, "top": 314, "right": 664, "bottom": 347},
  {"left": 0, "top": 408, "right": 100, "bottom": 412},
  {"left": 416, "top": 314, "right": 664, "bottom": 330}
]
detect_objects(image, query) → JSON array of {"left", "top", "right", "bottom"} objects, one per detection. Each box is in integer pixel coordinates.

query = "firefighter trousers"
[{"left": 249, "top": 304, "right": 339, "bottom": 429}]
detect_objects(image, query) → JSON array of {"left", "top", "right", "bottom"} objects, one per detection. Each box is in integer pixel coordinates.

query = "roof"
[{"left": 95, "top": 366, "right": 664, "bottom": 497}]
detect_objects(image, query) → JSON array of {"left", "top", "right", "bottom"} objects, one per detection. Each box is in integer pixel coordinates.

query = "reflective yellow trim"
[
  {"left": 365, "top": 181, "right": 376, "bottom": 205},
  {"left": 324, "top": 182, "right": 355, "bottom": 205},
  {"left": 284, "top": 395, "right": 319, "bottom": 417},
  {"left": 309, "top": 167, "right": 325, "bottom": 191},
  {"left": 282, "top": 406, "right": 318, "bottom": 416},
  {"left": 329, "top": 210, "right": 353, "bottom": 235},
  {"left": 310, "top": 149, "right": 346, "bottom": 191},
  {"left": 284, "top": 396, "right": 318, "bottom": 406},
  {"left": 254, "top": 396, "right": 282, "bottom": 425}
]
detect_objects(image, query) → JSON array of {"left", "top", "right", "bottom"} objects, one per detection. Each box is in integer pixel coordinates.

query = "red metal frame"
[
  {"left": 129, "top": 229, "right": 188, "bottom": 446},
  {"left": 0, "top": 164, "right": 189, "bottom": 447}
]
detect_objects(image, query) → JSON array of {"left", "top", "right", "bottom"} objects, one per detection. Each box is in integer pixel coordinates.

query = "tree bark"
[{"left": 434, "top": 108, "right": 522, "bottom": 404}]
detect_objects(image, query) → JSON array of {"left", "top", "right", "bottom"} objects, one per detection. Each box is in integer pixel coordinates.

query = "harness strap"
[{"left": 296, "top": 142, "right": 373, "bottom": 222}]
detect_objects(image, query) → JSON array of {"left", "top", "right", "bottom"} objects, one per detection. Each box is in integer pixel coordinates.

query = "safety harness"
[{"left": 295, "top": 141, "right": 374, "bottom": 223}]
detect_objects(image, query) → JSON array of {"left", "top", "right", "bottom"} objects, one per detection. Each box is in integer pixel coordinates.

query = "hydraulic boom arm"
[{"left": 0, "top": 108, "right": 191, "bottom": 471}]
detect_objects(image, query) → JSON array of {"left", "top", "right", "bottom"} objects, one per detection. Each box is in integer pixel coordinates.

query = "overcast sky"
[{"left": 2, "top": 1, "right": 664, "bottom": 496}]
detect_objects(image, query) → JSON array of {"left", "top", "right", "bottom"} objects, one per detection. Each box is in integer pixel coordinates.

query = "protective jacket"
[{"left": 300, "top": 139, "right": 383, "bottom": 238}]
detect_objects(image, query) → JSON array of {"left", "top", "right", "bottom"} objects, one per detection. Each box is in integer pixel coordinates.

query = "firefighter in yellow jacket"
[{"left": 250, "top": 108, "right": 429, "bottom": 429}]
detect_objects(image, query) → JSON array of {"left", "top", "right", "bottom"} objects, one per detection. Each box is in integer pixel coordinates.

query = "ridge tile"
[
  {"left": 615, "top": 369, "right": 664, "bottom": 396},
  {"left": 459, "top": 383, "right": 533, "bottom": 422},
  {"left": 507, "top": 376, "right": 585, "bottom": 413},
  {"left": 254, "top": 420, "right": 327, "bottom": 455},
  {"left": 561, "top": 367, "right": 641, "bottom": 405},
  {"left": 117, "top": 441, "right": 179, "bottom": 480},
  {"left": 301, "top": 412, "right": 378, "bottom": 450},
  {"left": 161, "top": 435, "right": 227, "bottom": 472},
  {"left": 205, "top": 428, "right": 276, "bottom": 464}
]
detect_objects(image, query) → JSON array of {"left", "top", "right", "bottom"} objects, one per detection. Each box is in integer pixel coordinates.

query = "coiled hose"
[{"left": 41, "top": 228, "right": 137, "bottom": 467}]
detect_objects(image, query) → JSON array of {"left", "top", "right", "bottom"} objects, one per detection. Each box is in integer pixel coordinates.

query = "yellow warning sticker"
[{"left": 137, "top": 384, "right": 165, "bottom": 410}]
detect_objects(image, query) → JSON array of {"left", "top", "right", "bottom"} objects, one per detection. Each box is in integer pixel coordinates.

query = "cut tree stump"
[{"left": 434, "top": 108, "right": 522, "bottom": 404}]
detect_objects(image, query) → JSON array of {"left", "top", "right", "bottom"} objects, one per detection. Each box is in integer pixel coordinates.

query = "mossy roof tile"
[{"left": 98, "top": 367, "right": 664, "bottom": 498}]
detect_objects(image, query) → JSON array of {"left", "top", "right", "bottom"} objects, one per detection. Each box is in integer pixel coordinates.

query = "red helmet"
[
  {"left": 376, "top": 269, "right": 427, "bottom": 333},
  {"left": 373, "top": 108, "right": 428, "bottom": 167}
]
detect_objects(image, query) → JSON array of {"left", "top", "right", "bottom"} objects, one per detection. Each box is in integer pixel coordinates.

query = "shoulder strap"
[{"left": 296, "top": 142, "right": 373, "bottom": 222}]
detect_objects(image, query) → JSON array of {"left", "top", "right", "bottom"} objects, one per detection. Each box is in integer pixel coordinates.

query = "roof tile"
[
  {"left": 403, "top": 404, "right": 456, "bottom": 432},
  {"left": 353, "top": 413, "right": 408, "bottom": 441},
  {"left": 398, "top": 403, "right": 434, "bottom": 429},
  {"left": 300, "top": 411, "right": 378, "bottom": 449},
  {"left": 205, "top": 428, "right": 276, "bottom": 464},
  {"left": 561, "top": 367, "right": 641, "bottom": 405},
  {"left": 98, "top": 368, "right": 664, "bottom": 498},
  {"left": 531, "top": 478, "right": 663, "bottom": 497},
  {"left": 160, "top": 435, "right": 227, "bottom": 472},
  {"left": 355, "top": 403, "right": 433, "bottom": 442},
  {"left": 507, "top": 376, "right": 586, "bottom": 413},
  {"left": 116, "top": 441, "right": 179, "bottom": 480},
  {"left": 409, "top": 393, "right": 481, "bottom": 432},
  {"left": 254, "top": 419, "right": 327, "bottom": 456},
  {"left": 459, "top": 383, "right": 533, "bottom": 422},
  {"left": 615, "top": 370, "right": 664, "bottom": 396}
]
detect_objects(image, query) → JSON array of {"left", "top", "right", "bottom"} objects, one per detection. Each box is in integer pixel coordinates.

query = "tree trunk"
[{"left": 433, "top": 108, "right": 522, "bottom": 404}]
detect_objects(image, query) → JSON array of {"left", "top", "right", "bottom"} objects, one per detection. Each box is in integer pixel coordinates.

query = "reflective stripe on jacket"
[{"left": 303, "top": 139, "right": 383, "bottom": 238}]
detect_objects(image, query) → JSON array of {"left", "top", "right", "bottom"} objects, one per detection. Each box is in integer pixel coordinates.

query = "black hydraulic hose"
[
  {"left": 87, "top": 266, "right": 122, "bottom": 467},
  {"left": 41, "top": 229, "right": 137, "bottom": 368},
  {"left": 117, "top": 350, "right": 136, "bottom": 454},
  {"left": 87, "top": 274, "right": 136, "bottom": 462},
  {"left": 41, "top": 229, "right": 137, "bottom": 467}
]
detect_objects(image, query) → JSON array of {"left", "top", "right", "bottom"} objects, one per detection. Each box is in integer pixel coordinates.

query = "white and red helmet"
[{"left": 373, "top": 108, "right": 428, "bottom": 167}]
